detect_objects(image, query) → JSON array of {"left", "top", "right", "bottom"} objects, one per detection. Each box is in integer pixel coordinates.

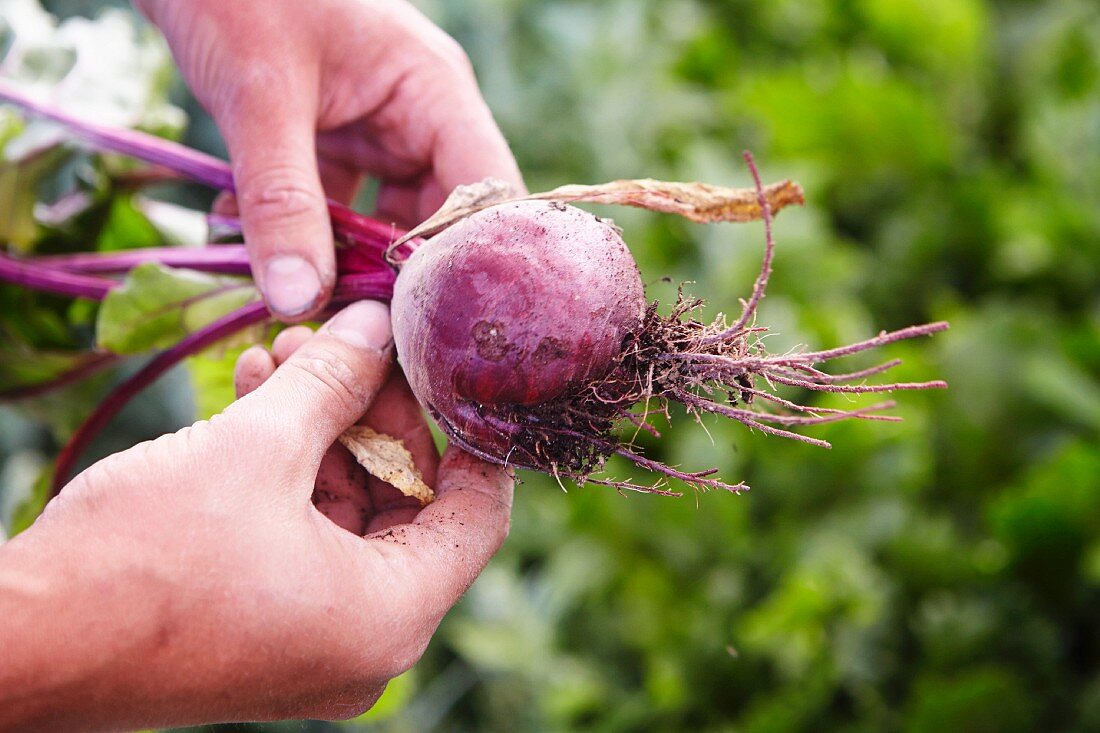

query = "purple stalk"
[
  {"left": 330, "top": 207, "right": 406, "bottom": 255},
  {"left": 33, "top": 245, "right": 252, "bottom": 275},
  {"left": 333, "top": 271, "right": 396, "bottom": 303},
  {"left": 0, "top": 245, "right": 394, "bottom": 493},
  {"left": 30, "top": 248, "right": 396, "bottom": 299},
  {"left": 0, "top": 81, "right": 234, "bottom": 189},
  {"left": 206, "top": 213, "right": 243, "bottom": 236},
  {"left": 32, "top": 240, "right": 398, "bottom": 290},
  {"left": 0, "top": 248, "right": 392, "bottom": 494},
  {"left": 0, "top": 251, "right": 117, "bottom": 299},
  {"left": 0, "top": 82, "right": 405, "bottom": 253},
  {"left": 0, "top": 352, "right": 121, "bottom": 401},
  {"left": 51, "top": 301, "right": 272, "bottom": 495}
]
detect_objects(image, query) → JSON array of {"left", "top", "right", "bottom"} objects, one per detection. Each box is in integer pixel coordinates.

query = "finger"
[
  {"left": 318, "top": 155, "right": 363, "bottom": 207},
  {"left": 271, "top": 325, "right": 315, "bottom": 364},
  {"left": 316, "top": 125, "right": 420, "bottom": 183},
  {"left": 313, "top": 22, "right": 524, "bottom": 214},
  {"left": 373, "top": 179, "right": 423, "bottom": 231},
  {"left": 233, "top": 342, "right": 375, "bottom": 523},
  {"left": 363, "top": 487, "right": 420, "bottom": 534},
  {"left": 364, "top": 374, "right": 440, "bottom": 533},
  {"left": 313, "top": 446, "right": 371, "bottom": 535},
  {"left": 391, "top": 9, "right": 524, "bottom": 197},
  {"left": 374, "top": 176, "right": 446, "bottom": 232},
  {"left": 216, "top": 84, "right": 334, "bottom": 323},
  {"left": 211, "top": 190, "right": 239, "bottom": 218},
  {"left": 365, "top": 447, "right": 513, "bottom": 619},
  {"left": 227, "top": 300, "right": 394, "bottom": 455},
  {"left": 425, "top": 89, "right": 525, "bottom": 200},
  {"left": 270, "top": 324, "right": 417, "bottom": 534},
  {"left": 234, "top": 345, "right": 276, "bottom": 399}
]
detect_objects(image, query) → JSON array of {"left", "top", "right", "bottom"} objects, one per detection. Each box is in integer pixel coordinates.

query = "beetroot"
[
  {"left": 393, "top": 201, "right": 646, "bottom": 464},
  {"left": 391, "top": 163, "right": 948, "bottom": 495}
]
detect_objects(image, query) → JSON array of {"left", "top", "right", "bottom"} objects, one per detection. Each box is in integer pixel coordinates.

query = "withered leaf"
[
  {"left": 393, "top": 177, "right": 805, "bottom": 248},
  {"left": 435, "top": 176, "right": 520, "bottom": 213},
  {"left": 338, "top": 426, "right": 435, "bottom": 506},
  {"left": 527, "top": 178, "right": 805, "bottom": 223},
  {"left": 389, "top": 178, "right": 519, "bottom": 254}
]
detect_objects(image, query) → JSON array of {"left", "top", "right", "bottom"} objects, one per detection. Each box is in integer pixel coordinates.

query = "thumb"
[
  {"left": 217, "top": 85, "right": 334, "bottom": 322},
  {"left": 229, "top": 301, "right": 394, "bottom": 458}
]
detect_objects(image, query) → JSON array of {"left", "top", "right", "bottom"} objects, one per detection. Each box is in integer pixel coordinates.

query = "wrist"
[{"left": 0, "top": 525, "right": 177, "bottom": 731}]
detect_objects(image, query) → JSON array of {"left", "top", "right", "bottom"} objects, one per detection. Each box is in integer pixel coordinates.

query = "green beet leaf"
[
  {"left": 0, "top": 341, "right": 100, "bottom": 393},
  {"left": 96, "top": 262, "right": 259, "bottom": 355},
  {"left": 94, "top": 193, "right": 161, "bottom": 252},
  {"left": 186, "top": 343, "right": 249, "bottom": 422}
]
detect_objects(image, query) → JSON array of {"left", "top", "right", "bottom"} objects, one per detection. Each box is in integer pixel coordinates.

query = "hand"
[
  {"left": 0, "top": 301, "right": 514, "bottom": 730},
  {"left": 135, "top": 0, "right": 523, "bottom": 320}
]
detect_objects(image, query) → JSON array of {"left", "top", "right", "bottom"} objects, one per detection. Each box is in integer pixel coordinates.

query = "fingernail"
[
  {"left": 326, "top": 300, "right": 392, "bottom": 352},
  {"left": 263, "top": 255, "right": 322, "bottom": 318}
]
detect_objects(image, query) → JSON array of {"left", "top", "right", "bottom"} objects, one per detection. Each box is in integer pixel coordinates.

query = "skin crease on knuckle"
[
  {"left": 283, "top": 352, "right": 377, "bottom": 422},
  {"left": 235, "top": 162, "right": 328, "bottom": 225}
]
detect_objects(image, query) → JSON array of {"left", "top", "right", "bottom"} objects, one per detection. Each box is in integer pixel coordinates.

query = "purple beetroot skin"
[{"left": 392, "top": 200, "right": 646, "bottom": 461}]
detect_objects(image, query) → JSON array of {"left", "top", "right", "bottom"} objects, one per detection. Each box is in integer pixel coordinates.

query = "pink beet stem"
[
  {"left": 0, "top": 82, "right": 407, "bottom": 253},
  {"left": 33, "top": 246, "right": 252, "bottom": 275},
  {"left": 0, "top": 251, "right": 117, "bottom": 300}
]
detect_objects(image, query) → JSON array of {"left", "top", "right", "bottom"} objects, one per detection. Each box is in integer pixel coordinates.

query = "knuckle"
[
  {"left": 49, "top": 467, "right": 109, "bottom": 518},
  {"left": 241, "top": 410, "right": 302, "bottom": 463},
  {"left": 434, "top": 33, "right": 476, "bottom": 80},
  {"left": 288, "top": 350, "right": 369, "bottom": 416},
  {"left": 408, "top": 26, "right": 476, "bottom": 87},
  {"left": 67, "top": 447, "right": 135, "bottom": 501},
  {"left": 237, "top": 164, "right": 325, "bottom": 224}
]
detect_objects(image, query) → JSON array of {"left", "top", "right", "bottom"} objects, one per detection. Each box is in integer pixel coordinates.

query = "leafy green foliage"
[
  {"left": 186, "top": 343, "right": 252, "bottom": 422},
  {"left": 0, "top": 0, "right": 196, "bottom": 433},
  {"left": 96, "top": 262, "right": 257, "bottom": 354}
]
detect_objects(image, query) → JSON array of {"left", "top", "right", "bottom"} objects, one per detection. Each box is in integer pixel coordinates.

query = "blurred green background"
[{"left": 2, "top": 0, "right": 1099, "bottom": 730}]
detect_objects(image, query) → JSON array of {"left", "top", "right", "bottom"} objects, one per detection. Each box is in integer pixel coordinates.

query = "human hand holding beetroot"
[
  {"left": 134, "top": 0, "right": 523, "bottom": 321},
  {"left": 0, "top": 301, "right": 513, "bottom": 729}
]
